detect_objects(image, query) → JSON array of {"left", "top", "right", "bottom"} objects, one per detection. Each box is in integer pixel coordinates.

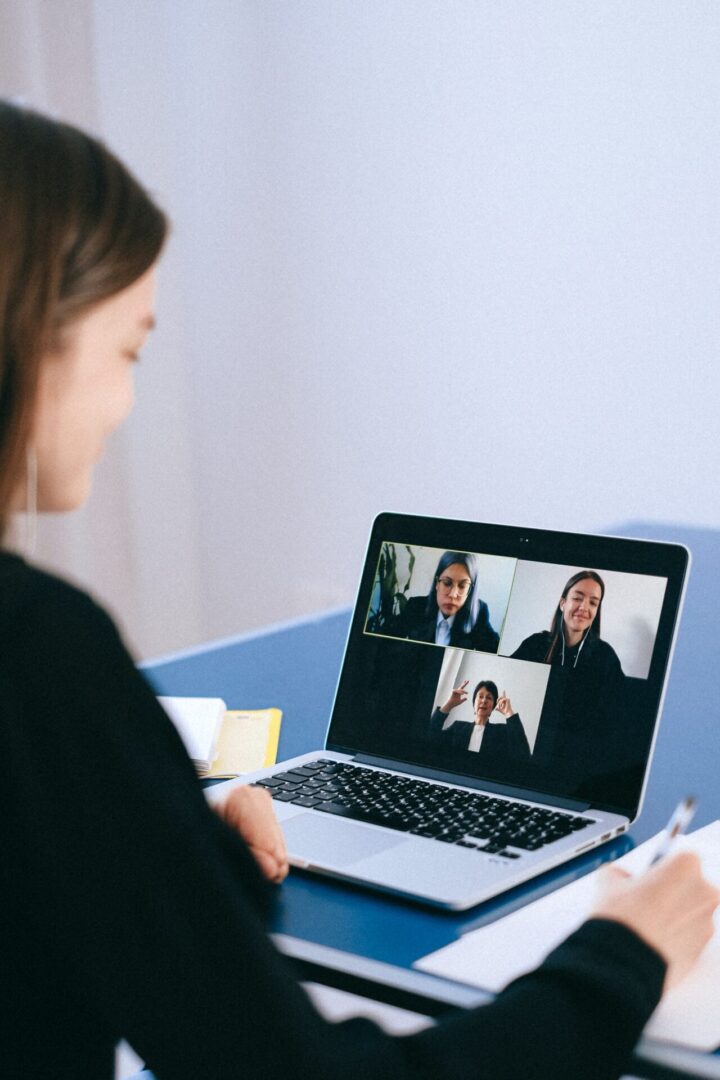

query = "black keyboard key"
[
  {"left": 315, "top": 801, "right": 408, "bottom": 833},
  {"left": 316, "top": 801, "right": 360, "bottom": 818}
]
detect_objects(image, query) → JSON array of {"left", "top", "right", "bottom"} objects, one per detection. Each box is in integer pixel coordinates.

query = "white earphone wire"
[{"left": 23, "top": 448, "right": 38, "bottom": 556}]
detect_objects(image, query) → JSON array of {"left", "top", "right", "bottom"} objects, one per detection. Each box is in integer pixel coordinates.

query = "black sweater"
[{"left": 0, "top": 554, "right": 664, "bottom": 1079}]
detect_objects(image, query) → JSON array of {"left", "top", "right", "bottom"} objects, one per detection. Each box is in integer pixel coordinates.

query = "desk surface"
[{"left": 146, "top": 523, "right": 720, "bottom": 1078}]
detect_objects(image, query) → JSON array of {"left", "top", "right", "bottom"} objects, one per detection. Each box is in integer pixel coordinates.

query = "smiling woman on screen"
[
  {"left": 511, "top": 571, "right": 629, "bottom": 792},
  {"left": 0, "top": 99, "right": 717, "bottom": 1080},
  {"left": 512, "top": 570, "right": 622, "bottom": 676}
]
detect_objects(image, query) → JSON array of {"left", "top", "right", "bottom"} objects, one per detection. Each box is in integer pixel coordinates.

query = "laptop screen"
[{"left": 326, "top": 514, "right": 688, "bottom": 820}]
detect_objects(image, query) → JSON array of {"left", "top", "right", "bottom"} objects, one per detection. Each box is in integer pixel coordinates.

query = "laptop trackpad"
[{"left": 283, "top": 813, "right": 407, "bottom": 867}]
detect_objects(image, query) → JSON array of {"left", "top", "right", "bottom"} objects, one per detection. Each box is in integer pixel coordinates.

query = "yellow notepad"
[{"left": 205, "top": 708, "right": 282, "bottom": 778}]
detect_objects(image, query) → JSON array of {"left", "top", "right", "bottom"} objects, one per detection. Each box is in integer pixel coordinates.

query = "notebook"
[
  {"left": 211, "top": 513, "right": 688, "bottom": 910},
  {"left": 159, "top": 696, "right": 226, "bottom": 774},
  {"left": 160, "top": 698, "right": 282, "bottom": 777},
  {"left": 415, "top": 822, "right": 720, "bottom": 1051}
]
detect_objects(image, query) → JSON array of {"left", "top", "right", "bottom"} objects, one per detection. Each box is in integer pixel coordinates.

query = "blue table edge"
[{"left": 272, "top": 932, "right": 720, "bottom": 1076}]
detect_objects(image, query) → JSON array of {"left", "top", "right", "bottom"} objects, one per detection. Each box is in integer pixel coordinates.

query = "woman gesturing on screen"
[{"left": 430, "top": 679, "right": 531, "bottom": 765}]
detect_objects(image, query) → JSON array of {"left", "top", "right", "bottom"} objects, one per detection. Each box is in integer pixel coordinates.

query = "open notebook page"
[{"left": 416, "top": 821, "right": 720, "bottom": 1051}]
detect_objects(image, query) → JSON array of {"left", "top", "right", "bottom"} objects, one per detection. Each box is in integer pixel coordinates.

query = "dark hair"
[
  {"left": 544, "top": 570, "right": 605, "bottom": 662},
  {"left": 424, "top": 550, "right": 481, "bottom": 637},
  {"left": 472, "top": 680, "right": 498, "bottom": 708},
  {"left": 0, "top": 100, "right": 168, "bottom": 537}
]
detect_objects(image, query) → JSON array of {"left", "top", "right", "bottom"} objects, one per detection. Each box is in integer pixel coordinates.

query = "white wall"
[{"left": 2, "top": 1, "right": 719, "bottom": 658}]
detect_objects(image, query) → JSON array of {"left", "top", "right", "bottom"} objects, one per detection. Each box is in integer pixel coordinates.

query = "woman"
[
  {"left": 511, "top": 571, "right": 627, "bottom": 790},
  {"left": 1, "top": 100, "right": 717, "bottom": 1080},
  {"left": 430, "top": 679, "right": 531, "bottom": 766},
  {"left": 396, "top": 550, "right": 499, "bottom": 652},
  {"left": 511, "top": 570, "right": 621, "bottom": 676}
]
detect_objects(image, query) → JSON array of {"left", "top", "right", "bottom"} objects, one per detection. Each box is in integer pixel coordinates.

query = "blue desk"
[{"left": 146, "top": 524, "right": 720, "bottom": 1078}]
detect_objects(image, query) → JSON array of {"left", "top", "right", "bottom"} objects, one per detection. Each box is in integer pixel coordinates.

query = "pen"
[{"left": 650, "top": 796, "right": 697, "bottom": 865}]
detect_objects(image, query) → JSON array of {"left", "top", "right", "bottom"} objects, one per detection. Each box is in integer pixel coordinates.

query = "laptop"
[{"left": 212, "top": 513, "right": 689, "bottom": 910}]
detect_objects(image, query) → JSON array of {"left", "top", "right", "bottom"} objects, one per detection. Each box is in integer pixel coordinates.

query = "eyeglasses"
[{"left": 437, "top": 576, "right": 472, "bottom": 594}]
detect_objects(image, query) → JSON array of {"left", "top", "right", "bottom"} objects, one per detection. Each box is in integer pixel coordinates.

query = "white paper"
[
  {"left": 158, "top": 695, "right": 226, "bottom": 773},
  {"left": 416, "top": 821, "right": 720, "bottom": 1051}
]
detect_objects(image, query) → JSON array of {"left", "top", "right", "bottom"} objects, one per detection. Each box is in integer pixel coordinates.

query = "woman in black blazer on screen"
[
  {"left": 395, "top": 550, "right": 500, "bottom": 652},
  {"left": 430, "top": 679, "right": 531, "bottom": 766}
]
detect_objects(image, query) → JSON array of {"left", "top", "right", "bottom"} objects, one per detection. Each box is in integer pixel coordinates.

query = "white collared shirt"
[
  {"left": 435, "top": 611, "right": 456, "bottom": 645},
  {"left": 468, "top": 724, "right": 486, "bottom": 752}
]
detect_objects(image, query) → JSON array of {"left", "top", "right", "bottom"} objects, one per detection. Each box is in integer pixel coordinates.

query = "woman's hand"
[
  {"left": 591, "top": 851, "right": 720, "bottom": 990},
  {"left": 216, "top": 785, "right": 289, "bottom": 884},
  {"left": 495, "top": 690, "right": 514, "bottom": 718},
  {"left": 441, "top": 679, "right": 469, "bottom": 714}
]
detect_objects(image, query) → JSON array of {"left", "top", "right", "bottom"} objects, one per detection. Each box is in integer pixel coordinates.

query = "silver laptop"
[{"left": 212, "top": 514, "right": 688, "bottom": 910}]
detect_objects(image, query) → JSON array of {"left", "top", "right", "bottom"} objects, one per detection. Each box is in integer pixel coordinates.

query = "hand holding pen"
[
  {"left": 650, "top": 796, "right": 697, "bottom": 865},
  {"left": 591, "top": 796, "right": 720, "bottom": 990}
]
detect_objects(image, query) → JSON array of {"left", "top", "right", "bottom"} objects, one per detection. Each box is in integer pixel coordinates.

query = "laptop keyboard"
[{"left": 255, "top": 760, "right": 595, "bottom": 857}]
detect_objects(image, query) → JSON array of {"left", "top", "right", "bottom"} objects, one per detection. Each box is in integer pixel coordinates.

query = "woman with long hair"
[
  {"left": 1, "top": 100, "right": 716, "bottom": 1080},
  {"left": 511, "top": 571, "right": 627, "bottom": 793},
  {"left": 397, "top": 550, "right": 499, "bottom": 652},
  {"left": 512, "top": 570, "right": 621, "bottom": 673}
]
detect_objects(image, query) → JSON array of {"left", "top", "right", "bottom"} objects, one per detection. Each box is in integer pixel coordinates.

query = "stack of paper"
[{"left": 158, "top": 696, "right": 226, "bottom": 775}]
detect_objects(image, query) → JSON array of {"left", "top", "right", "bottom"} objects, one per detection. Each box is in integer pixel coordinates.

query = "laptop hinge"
[{"left": 353, "top": 754, "right": 592, "bottom": 813}]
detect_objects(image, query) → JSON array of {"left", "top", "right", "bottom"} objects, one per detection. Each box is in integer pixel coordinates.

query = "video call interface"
[{"left": 329, "top": 541, "right": 670, "bottom": 816}]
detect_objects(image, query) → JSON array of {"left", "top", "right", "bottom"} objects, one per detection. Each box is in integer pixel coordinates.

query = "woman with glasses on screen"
[
  {"left": 395, "top": 550, "right": 500, "bottom": 652},
  {"left": 1, "top": 100, "right": 717, "bottom": 1080}
]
